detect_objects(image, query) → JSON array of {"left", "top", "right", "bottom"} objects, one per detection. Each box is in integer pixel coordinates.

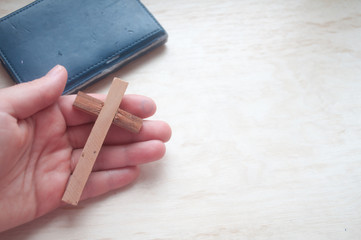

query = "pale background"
[{"left": 1, "top": 0, "right": 361, "bottom": 239}]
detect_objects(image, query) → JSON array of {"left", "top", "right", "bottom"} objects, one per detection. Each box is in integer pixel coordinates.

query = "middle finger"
[{"left": 67, "top": 120, "right": 171, "bottom": 148}]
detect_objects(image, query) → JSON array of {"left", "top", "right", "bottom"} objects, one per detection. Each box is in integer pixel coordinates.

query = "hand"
[{"left": 0, "top": 65, "right": 171, "bottom": 232}]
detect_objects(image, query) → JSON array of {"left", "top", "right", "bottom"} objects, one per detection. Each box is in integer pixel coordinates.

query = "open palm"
[{"left": 0, "top": 65, "right": 171, "bottom": 232}]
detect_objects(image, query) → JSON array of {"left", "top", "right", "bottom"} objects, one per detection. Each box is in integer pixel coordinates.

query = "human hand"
[{"left": 0, "top": 65, "right": 171, "bottom": 232}]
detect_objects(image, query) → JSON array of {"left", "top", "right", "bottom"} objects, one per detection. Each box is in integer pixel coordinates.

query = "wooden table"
[{"left": 1, "top": 0, "right": 361, "bottom": 239}]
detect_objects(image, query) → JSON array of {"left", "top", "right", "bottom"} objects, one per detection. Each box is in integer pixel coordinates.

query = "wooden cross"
[{"left": 62, "top": 78, "right": 142, "bottom": 205}]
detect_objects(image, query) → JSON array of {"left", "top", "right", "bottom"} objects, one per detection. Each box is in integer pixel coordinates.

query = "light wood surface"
[{"left": 1, "top": 0, "right": 361, "bottom": 239}]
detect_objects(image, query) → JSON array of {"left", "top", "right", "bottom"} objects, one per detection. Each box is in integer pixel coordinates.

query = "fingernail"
[{"left": 46, "top": 65, "right": 64, "bottom": 78}]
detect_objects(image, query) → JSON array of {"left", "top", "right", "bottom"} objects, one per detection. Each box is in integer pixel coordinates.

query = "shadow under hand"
[{"left": 0, "top": 159, "right": 167, "bottom": 239}]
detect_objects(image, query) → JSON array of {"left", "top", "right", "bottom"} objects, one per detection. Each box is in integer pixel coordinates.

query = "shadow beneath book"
[{"left": 84, "top": 45, "right": 168, "bottom": 94}]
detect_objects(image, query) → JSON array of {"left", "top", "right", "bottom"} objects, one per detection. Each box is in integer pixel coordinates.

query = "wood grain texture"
[
  {"left": 73, "top": 92, "right": 143, "bottom": 133},
  {"left": 1, "top": 0, "right": 361, "bottom": 239},
  {"left": 62, "top": 78, "right": 128, "bottom": 205}
]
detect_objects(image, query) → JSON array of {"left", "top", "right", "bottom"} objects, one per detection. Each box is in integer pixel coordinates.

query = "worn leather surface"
[{"left": 0, "top": 0, "right": 167, "bottom": 93}]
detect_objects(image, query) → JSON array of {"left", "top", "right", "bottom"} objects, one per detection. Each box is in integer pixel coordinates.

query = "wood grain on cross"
[{"left": 62, "top": 78, "right": 142, "bottom": 205}]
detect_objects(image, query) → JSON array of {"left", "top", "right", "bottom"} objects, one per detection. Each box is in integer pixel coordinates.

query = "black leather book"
[{"left": 0, "top": 0, "right": 167, "bottom": 94}]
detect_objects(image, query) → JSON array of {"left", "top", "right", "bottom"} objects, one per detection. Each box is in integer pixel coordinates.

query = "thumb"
[{"left": 0, "top": 65, "right": 68, "bottom": 119}]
